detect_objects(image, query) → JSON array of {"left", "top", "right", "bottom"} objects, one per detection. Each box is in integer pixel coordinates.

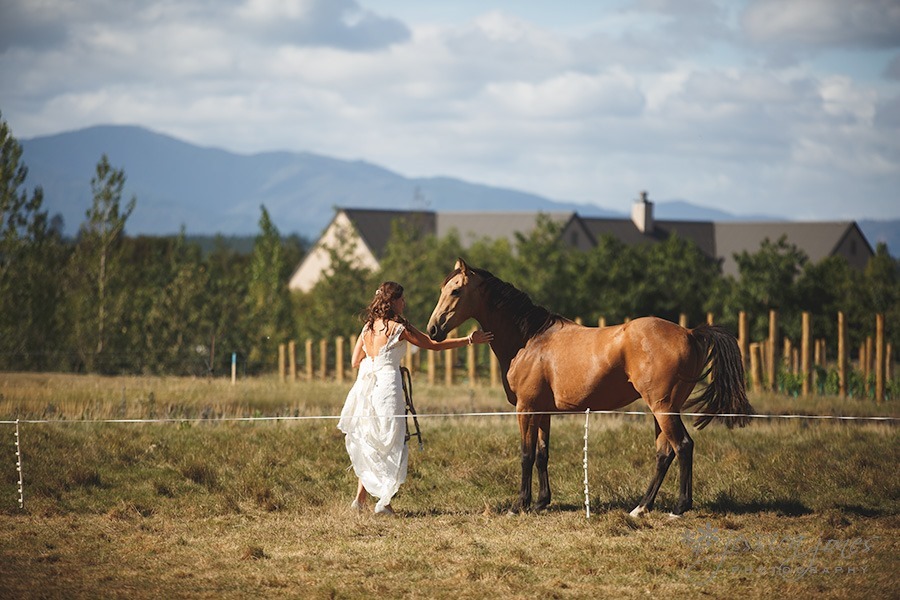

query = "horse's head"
[{"left": 426, "top": 258, "right": 485, "bottom": 341}]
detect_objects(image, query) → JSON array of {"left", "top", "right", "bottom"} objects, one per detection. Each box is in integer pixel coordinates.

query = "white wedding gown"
[{"left": 337, "top": 323, "right": 409, "bottom": 511}]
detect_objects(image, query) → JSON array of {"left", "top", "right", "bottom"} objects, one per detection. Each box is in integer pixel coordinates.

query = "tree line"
[{"left": 2, "top": 115, "right": 898, "bottom": 377}]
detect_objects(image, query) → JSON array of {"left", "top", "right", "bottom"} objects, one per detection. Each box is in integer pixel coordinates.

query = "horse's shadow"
[{"left": 401, "top": 496, "right": 887, "bottom": 518}]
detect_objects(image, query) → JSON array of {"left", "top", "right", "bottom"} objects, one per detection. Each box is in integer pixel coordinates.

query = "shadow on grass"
[
  {"left": 705, "top": 491, "right": 812, "bottom": 516},
  {"left": 396, "top": 495, "right": 896, "bottom": 519}
]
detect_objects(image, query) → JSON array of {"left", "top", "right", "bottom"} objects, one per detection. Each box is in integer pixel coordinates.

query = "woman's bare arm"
[
  {"left": 351, "top": 333, "right": 366, "bottom": 368},
  {"left": 401, "top": 323, "right": 493, "bottom": 351}
]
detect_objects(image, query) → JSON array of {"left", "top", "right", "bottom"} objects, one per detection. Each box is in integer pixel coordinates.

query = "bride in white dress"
[{"left": 337, "top": 281, "right": 493, "bottom": 515}]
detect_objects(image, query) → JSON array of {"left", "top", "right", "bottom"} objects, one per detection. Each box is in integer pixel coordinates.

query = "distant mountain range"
[{"left": 19, "top": 125, "right": 899, "bottom": 254}]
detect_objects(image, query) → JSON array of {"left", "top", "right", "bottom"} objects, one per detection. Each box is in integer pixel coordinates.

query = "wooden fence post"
[
  {"left": 679, "top": 313, "right": 688, "bottom": 328},
  {"left": 875, "top": 314, "right": 884, "bottom": 404},
  {"left": 749, "top": 342, "right": 761, "bottom": 393},
  {"left": 278, "top": 343, "right": 286, "bottom": 383},
  {"left": 427, "top": 349, "right": 435, "bottom": 385},
  {"left": 759, "top": 341, "right": 768, "bottom": 388},
  {"left": 783, "top": 337, "right": 792, "bottom": 375},
  {"left": 319, "top": 338, "right": 328, "bottom": 380},
  {"left": 887, "top": 343, "right": 893, "bottom": 383},
  {"left": 336, "top": 336, "right": 345, "bottom": 384},
  {"left": 598, "top": 316, "right": 606, "bottom": 328},
  {"left": 706, "top": 312, "right": 714, "bottom": 325},
  {"left": 445, "top": 328, "right": 457, "bottom": 386},
  {"left": 801, "top": 311, "right": 811, "bottom": 396},
  {"left": 838, "top": 312, "right": 847, "bottom": 398},
  {"left": 813, "top": 336, "right": 822, "bottom": 393},
  {"left": 738, "top": 311, "right": 749, "bottom": 376},
  {"left": 305, "top": 339, "right": 313, "bottom": 381},
  {"left": 768, "top": 310, "right": 778, "bottom": 392},
  {"left": 288, "top": 341, "right": 297, "bottom": 382}
]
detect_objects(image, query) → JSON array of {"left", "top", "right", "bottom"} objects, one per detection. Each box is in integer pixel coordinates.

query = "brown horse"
[{"left": 426, "top": 259, "right": 753, "bottom": 516}]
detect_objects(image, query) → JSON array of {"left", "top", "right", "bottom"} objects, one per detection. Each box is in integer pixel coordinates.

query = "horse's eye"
[{"left": 450, "top": 288, "right": 462, "bottom": 297}]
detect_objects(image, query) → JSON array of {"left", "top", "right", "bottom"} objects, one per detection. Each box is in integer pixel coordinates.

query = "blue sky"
[{"left": 1, "top": 0, "right": 898, "bottom": 220}]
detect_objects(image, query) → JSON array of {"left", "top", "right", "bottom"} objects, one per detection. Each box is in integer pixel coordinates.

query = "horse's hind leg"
[
  {"left": 511, "top": 412, "right": 538, "bottom": 513},
  {"left": 655, "top": 412, "right": 694, "bottom": 515},
  {"left": 629, "top": 418, "right": 676, "bottom": 518},
  {"left": 535, "top": 414, "right": 551, "bottom": 511}
]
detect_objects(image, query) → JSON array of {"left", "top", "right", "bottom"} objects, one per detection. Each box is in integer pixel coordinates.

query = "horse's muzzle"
[{"left": 428, "top": 323, "right": 447, "bottom": 342}]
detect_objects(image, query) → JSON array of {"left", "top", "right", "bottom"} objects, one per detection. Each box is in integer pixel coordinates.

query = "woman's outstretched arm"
[{"left": 402, "top": 323, "right": 493, "bottom": 351}]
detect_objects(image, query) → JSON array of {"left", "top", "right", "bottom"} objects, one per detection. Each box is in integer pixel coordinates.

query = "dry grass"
[
  {"left": 0, "top": 373, "right": 898, "bottom": 598},
  {"left": 1, "top": 507, "right": 897, "bottom": 598}
]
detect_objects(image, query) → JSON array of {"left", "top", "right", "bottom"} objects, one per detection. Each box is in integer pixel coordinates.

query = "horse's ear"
[{"left": 455, "top": 257, "right": 469, "bottom": 273}]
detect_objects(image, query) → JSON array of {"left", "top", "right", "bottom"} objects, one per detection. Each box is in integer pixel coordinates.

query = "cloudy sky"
[{"left": 2, "top": 0, "right": 899, "bottom": 220}]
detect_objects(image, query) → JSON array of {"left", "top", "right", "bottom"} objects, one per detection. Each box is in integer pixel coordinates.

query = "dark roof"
[
  {"left": 578, "top": 217, "right": 865, "bottom": 276},
  {"left": 343, "top": 208, "right": 435, "bottom": 258},
  {"left": 336, "top": 208, "right": 872, "bottom": 277},
  {"left": 342, "top": 208, "right": 574, "bottom": 257},
  {"left": 713, "top": 221, "right": 861, "bottom": 276},
  {"left": 437, "top": 212, "right": 575, "bottom": 247},
  {"left": 578, "top": 217, "right": 716, "bottom": 256}
]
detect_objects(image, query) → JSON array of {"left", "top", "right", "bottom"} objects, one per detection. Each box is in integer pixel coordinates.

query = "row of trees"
[
  {"left": 2, "top": 115, "right": 898, "bottom": 377},
  {"left": 0, "top": 115, "right": 304, "bottom": 375},
  {"left": 302, "top": 215, "right": 899, "bottom": 354}
]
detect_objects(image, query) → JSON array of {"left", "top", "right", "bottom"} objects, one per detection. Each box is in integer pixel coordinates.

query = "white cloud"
[
  {"left": 482, "top": 70, "right": 644, "bottom": 119},
  {"left": 742, "top": 0, "right": 900, "bottom": 50},
  {"left": 819, "top": 76, "right": 877, "bottom": 123},
  {"left": 0, "top": 0, "right": 898, "bottom": 220}
]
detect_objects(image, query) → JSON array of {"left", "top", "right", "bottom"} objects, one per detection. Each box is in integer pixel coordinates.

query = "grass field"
[{"left": 1, "top": 373, "right": 898, "bottom": 598}]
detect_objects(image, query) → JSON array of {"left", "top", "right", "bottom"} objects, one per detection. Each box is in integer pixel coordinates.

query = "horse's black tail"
[{"left": 685, "top": 325, "right": 754, "bottom": 429}]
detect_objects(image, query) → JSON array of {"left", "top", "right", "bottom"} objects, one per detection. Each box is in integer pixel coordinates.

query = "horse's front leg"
[
  {"left": 511, "top": 411, "right": 538, "bottom": 514},
  {"left": 534, "top": 414, "right": 552, "bottom": 511}
]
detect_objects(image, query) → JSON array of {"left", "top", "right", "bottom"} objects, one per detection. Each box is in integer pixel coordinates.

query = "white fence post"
[
  {"left": 583, "top": 409, "right": 590, "bottom": 519},
  {"left": 15, "top": 419, "right": 24, "bottom": 510}
]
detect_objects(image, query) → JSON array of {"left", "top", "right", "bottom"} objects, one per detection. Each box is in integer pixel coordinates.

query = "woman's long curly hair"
[{"left": 363, "top": 281, "right": 409, "bottom": 333}]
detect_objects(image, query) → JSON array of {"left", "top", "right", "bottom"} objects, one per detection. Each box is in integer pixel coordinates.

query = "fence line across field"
[
  {"left": 5, "top": 409, "right": 897, "bottom": 514},
  {"left": 3, "top": 408, "right": 900, "bottom": 426},
  {"left": 284, "top": 310, "right": 894, "bottom": 403}
]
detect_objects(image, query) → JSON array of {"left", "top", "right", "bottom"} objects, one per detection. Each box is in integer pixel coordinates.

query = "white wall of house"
[{"left": 287, "top": 211, "right": 379, "bottom": 292}]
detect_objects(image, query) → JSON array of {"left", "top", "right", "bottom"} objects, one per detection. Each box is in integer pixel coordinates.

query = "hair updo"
[{"left": 363, "top": 281, "right": 408, "bottom": 333}]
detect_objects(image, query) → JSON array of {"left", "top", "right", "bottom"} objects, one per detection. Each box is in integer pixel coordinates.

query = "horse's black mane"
[{"left": 466, "top": 266, "right": 566, "bottom": 339}]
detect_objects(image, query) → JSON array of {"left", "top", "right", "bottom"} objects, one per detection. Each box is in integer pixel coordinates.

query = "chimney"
[{"left": 631, "top": 190, "right": 654, "bottom": 233}]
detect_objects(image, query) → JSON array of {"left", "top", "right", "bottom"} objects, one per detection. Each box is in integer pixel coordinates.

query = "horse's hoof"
[
  {"left": 629, "top": 506, "right": 648, "bottom": 518},
  {"left": 666, "top": 512, "right": 683, "bottom": 520}
]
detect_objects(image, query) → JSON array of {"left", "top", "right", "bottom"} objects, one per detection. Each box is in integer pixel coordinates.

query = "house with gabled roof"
[
  {"left": 561, "top": 193, "right": 873, "bottom": 277},
  {"left": 287, "top": 208, "right": 575, "bottom": 292},
  {"left": 287, "top": 196, "right": 874, "bottom": 292}
]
